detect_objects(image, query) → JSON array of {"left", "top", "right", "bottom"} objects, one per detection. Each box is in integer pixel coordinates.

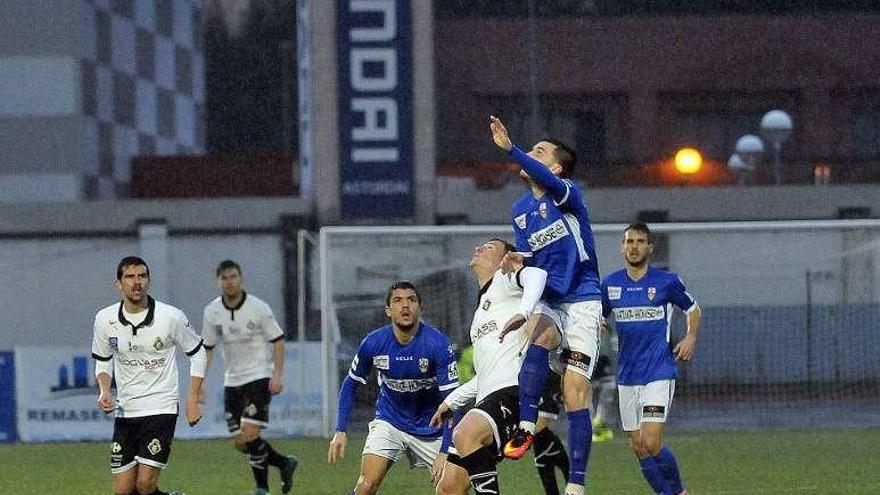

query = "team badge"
[
  {"left": 111, "top": 442, "right": 122, "bottom": 454},
  {"left": 244, "top": 403, "right": 258, "bottom": 417},
  {"left": 419, "top": 357, "right": 429, "bottom": 374},
  {"left": 482, "top": 299, "right": 491, "bottom": 311},
  {"left": 514, "top": 213, "right": 527, "bottom": 230},
  {"left": 147, "top": 438, "right": 162, "bottom": 455},
  {"left": 538, "top": 202, "right": 548, "bottom": 218},
  {"left": 246, "top": 320, "right": 256, "bottom": 330},
  {"left": 647, "top": 287, "right": 656, "bottom": 301},
  {"left": 153, "top": 337, "right": 164, "bottom": 351},
  {"left": 109, "top": 337, "right": 118, "bottom": 351}
]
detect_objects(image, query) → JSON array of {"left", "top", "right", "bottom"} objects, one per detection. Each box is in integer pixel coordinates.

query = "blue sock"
[
  {"left": 639, "top": 456, "right": 674, "bottom": 495},
  {"left": 654, "top": 445, "right": 684, "bottom": 494},
  {"left": 566, "top": 409, "right": 592, "bottom": 485},
  {"left": 518, "top": 344, "right": 550, "bottom": 426}
]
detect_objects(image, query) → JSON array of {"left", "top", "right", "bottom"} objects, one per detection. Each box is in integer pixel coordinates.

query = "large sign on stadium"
[{"left": 337, "top": 0, "right": 414, "bottom": 219}]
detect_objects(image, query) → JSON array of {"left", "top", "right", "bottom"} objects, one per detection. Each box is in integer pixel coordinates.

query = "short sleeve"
[
  {"left": 260, "top": 302, "right": 285, "bottom": 342},
  {"left": 91, "top": 313, "right": 113, "bottom": 360},
  {"left": 435, "top": 335, "right": 459, "bottom": 393},
  {"left": 201, "top": 306, "right": 217, "bottom": 348},
  {"left": 600, "top": 281, "right": 613, "bottom": 318},
  {"left": 348, "top": 336, "right": 373, "bottom": 384},
  {"left": 171, "top": 310, "right": 203, "bottom": 356},
  {"left": 668, "top": 275, "right": 697, "bottom": 312}
]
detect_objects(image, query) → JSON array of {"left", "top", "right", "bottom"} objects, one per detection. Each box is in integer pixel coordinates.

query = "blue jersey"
[
  {"left": 347, "top": 322, "right": 459, "bottom": 437},
  {"left": 601, "top": 267, "right": 697, "bottom": 385},
  {"left": 509, "top": 145, "right": 601, "bottom": 304}
]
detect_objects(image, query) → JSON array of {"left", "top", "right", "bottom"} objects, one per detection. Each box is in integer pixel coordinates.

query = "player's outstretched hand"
[
  {"left": 269, "top": 375, "right": 284, "bottom": 395},
  {"left": 673, "top": 334, "right": 697, "bottom": 362},
  {"left": 430, "top": 402, "right": 452, "bottom": 428},
  {"left": 499, "top": 313, "right": 527, "bottom": 343},
  {"left": 97, "top": 391, "right": 115, "bottom": 413},
  {"left": 186, "top": 399, "right": 202, "bottom": 426},
  {"left": 500, "top": 251, "right": 524, "bottom": 274},
  {"left": 489, "top": 115, "right": 513, "bottom": 151},
  {"left": 430, "top": 452, "right": 447, "bottom": 486},
  {"left": 328, "top": 431, "right": 347, "bottom": 464}
]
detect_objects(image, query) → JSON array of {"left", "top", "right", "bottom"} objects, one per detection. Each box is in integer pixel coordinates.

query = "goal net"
[{"left": 313, "top": 220, "right": 880, "bottom": 436}]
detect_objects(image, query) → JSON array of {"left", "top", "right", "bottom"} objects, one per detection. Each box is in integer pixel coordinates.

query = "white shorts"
[
  {"left": 618, "top": 380, "right": 676, "bottom": 432},
  {"left": 535, "top": 300, "right": 602, "bottom": 379},
  {"left": 362, "top": 419, "right": 440, "bottom": 469}
]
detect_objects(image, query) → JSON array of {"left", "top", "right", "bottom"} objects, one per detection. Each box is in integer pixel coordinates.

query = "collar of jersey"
[
  {"left": 117, "top": 295, "right": 156, "bottom": 335},
  {"left": 222, "top": 291, "right": 248, "bottom": 311}
]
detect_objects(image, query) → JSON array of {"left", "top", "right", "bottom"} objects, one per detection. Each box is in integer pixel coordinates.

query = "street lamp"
[
  {"left": 674, "top": 147, "right": 703, "bottom": 175},
  {"left": 733, "top": 134, "right": 764, "bottom": 184},
  {"left": 727, "top": 154, "right": 750, "bottom": 185},
  {"left": 760, "top": 110, "right": 793, "bottom": 185}
]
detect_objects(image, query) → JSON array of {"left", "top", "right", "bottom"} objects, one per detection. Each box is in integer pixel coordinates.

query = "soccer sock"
[
  {"left": 533, "top": 428, "right": 570, "bottom": 495},
  {"left": 460, "top": 447, "right": 500, "bottom": 494},
  {"left": 262, "top": 438, "right": 285, "bottom": 467},
  {"left": 519, "top": 344, "right": 550, "bottom": 432},
  {"left": 654, "top": 445, "right": 685, "bottom": 494},
  {"left": 639, "top": 456, "right": 674, "bottom": 494},
  {"left": 566, "top": 409, "right": 591, "bottom": 486},
  {"left": 246, "top": 438, "right": 270, "bottom": 489}
]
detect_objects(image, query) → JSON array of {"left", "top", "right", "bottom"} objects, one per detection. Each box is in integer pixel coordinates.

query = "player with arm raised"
[
  {"left": 601, "top": 223, "right": 701, "bottom": 495},
  {"left": 202, "top": 260, "right": 298, "bottom": 495},
  {"left": 328, "top": 281, "right": 459, "bottom": 495},
  {"left": 432, "top": 238, "right": 551, "bottom": 495},
  {"left": 490, "top": 116, "right": 603, "bottom": 495},
  {"left": 92, "top": 256, "right": 205, "bottom": 495}
]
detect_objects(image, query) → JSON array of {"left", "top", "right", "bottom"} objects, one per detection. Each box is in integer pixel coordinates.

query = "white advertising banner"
[{"left": 15, "top": 343, "right": 323, "bottom": 443}]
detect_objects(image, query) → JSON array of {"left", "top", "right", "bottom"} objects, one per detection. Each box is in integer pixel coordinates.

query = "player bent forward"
[
  {"left": 92, "top": 256, "right": 205, "bottom": 495},
  {"left": 328, "top": 281, "right": 460, "bottom": 495}
]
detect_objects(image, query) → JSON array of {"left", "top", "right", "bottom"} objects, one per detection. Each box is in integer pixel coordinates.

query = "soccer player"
[
  {"left": 328, "top": 281, "right": 459, "bottom": 495},
  {"left": 490, "top": 115, "right": 603, "bottom": 495},
  {"left": 202, "top": 260, "right": 298, "bottom": 495},
  {"left": 92, "top": 256, "right": 205, "bottom": 495},
  {"left": 432, "top": 238, "right": 549, "bottom": 495},
  {"left": 600, "top": 223, "right": 702, "bottom": 495}
]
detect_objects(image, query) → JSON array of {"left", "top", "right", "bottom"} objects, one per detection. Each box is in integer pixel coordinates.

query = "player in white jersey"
[
  {"left": 431, "top": 238, "right": 549, "bottom": 495},
  {"left": 92, "top": 256, "right": 206, "bottom": 495},
  {"left": 601, "top": 224, "right": 702, "bottom": 495},
  {"left": 202, "top": 260, "right": 298, "bottom": 495}
]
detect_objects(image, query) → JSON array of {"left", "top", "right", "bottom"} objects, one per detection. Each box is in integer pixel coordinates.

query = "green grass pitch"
[{"left": 1, "top": 428, "right": 878, "bottom": 494}]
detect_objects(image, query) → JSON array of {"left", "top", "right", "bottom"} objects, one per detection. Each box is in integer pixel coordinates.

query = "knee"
[
  {"left": 135, "top": 479, "right": 157, "bottom": 495},
  {"left": 533, "top": 327, "right": 559, "bottom": 348},
  {"left": 232, "top": 437, "right": 248, "bottom": 452},
  {"left": 435, "top": 477, "right": 464, "bottom": 495},
  {"left": 642, "top": 436, "right": 662, "bottom": 456},
  {"left": 628, "top": 438, "right": 649, "bottom": 458}
]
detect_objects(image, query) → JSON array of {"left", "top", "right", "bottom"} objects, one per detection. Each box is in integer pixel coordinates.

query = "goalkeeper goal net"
[{"left": 310, "top": 220, "right": 880, "bottom": 436}]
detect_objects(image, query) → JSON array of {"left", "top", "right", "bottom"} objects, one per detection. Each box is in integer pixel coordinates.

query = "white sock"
[{"left": 519, "top": 420, "right": 536, "bottom": 434}]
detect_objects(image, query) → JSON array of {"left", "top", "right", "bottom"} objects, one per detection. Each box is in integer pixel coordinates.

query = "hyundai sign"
[{"left": 337, "top": 0, "right": 413, "bottom": 219}]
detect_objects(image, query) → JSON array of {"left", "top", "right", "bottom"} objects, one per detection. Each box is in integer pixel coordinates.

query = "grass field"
[{"left": 1, "top": 428, "right": 878, "bottom": 494}]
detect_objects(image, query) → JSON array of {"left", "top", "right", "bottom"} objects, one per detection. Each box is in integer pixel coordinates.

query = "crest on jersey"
[
  {"left": 246, "top": 320, "right": 256, "bottom": 330},
  {"left": 147, "top": 438, "right": 162, "bottom": 455},
  {"left": 607, "top": 286, "right": 622, "bottom": 300},
  {"left": 153, "top": 337, "right": 164, "bottom": 351},
  {"left": 109, "top": 337, "right": 118, "bottom": 351},
  {"left": 419, "top": 357, "right": 429, "bottom": 374},
  {"left": 482, "top": 299, "right": 491, "bottom": 311},
  {"left": 514, "top": 213, "right": 527, "bottom": 230},
  {"left": 647, "top": 287, "right": 656, "bottom": 301},
  {"left": 538, "top": 202, "right": 548, "bottom": 218}
]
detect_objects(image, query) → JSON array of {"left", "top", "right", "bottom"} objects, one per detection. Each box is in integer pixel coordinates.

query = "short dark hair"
[
  {"left": 542, "top": 138, "right": 577, "bottom": 178},
  {"left": 489, "top": 237, "right": 516, "bottom": 255},
  {"left": 216, "top": 259, "right": 242, "bottom": 277},
  {"left": 385, "top": 280, "right": 421, "bottom": 306},
  {"left": 624, "top": 223, "right": 654, "bottom": 244},
  {"left": 116, "top": 256, "right": 149, "bottom": 280}
]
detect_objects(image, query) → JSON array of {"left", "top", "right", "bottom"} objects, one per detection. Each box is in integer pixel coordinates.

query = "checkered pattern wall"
[{"left": 81, "top": 0, "right": 205, "bottom": 198}]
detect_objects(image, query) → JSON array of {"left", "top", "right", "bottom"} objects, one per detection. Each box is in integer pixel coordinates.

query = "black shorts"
[
  {"left": 592, "top": 354, "right": 614, "bottom": 381},
  {"left": 110, "top": 413, "right": 178, "bottom": 473},
  {"left": 224, "top": 378, "right": 271, "bottom": 434},
  {"left": 538, "top": 372, "right": 563, "bottom": 419},
  {"left": 473, "top": 386, "right": 520, "bottom": 455}
]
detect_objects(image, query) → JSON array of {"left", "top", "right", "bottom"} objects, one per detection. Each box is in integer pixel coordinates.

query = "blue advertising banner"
[
  {"left": 337, "top": 0, "right": 414, "bottom": 219},
  {"left": 0, "top": 351, "right": 16, "bottom": 442}
]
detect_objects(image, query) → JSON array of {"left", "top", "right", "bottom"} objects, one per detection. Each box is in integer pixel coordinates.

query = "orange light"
[{"left": 674, "top": 148, "right": 703, "bottom": 175}]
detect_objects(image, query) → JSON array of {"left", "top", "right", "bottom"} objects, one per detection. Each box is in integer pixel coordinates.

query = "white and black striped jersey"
[
  {"left": 201, "top": 292, "right": 285, "bottom": 387},
  {"left": 91, "top": 296, "right": 204, "bottom": 418}
]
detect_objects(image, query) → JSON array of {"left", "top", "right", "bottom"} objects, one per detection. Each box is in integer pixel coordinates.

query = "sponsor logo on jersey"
[
  {"left": 514, "top": 214, "right": 527, "bottom": 230},
  {"left": 607, "top": 286, "right": 622, "bottom": 300},
  {"left": 373, "top": 355, "right": 389, "bottom": 370},
  {"left": 381, "top": 376, "right": 438, "bottom": 393},
  {"left": 538, "top": 202, "right": 548, "bottom": 218},
  {"left": 447, "top": 361, "right": 459, "bottom": 381},
  {"left": 109, "top": 337, "right": 118, "bottom": 351},
  {"left": 612, "top": 306, "right": 665, "bottom": 322},
  {"left": 147, "top": 438, "right": 162, "bottom": 455},
  {"left": 647, "top": 287, "right": 656, "bottom": 301},
  {"left": 117, "top": 357, "right": 167, "bottom": 370},
  {"left": 527, "top": 219, "right": 569, "bottom": 252},
  {"left": 472, "top": 320, "right": 497, "bottom": 340},
  {"left": 153, "top": 337, "right": 164, "bottom": 351},
  {"left": 419, "top": 357, "right": 429, "bottom": 374},
  {"left": 482, "top": 299, "right": 491, "bottom": 310}
]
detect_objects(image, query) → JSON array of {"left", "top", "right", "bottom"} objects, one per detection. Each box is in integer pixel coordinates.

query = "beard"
[{"left": 626, "top": 253, "right": 649, "bottom": 268}]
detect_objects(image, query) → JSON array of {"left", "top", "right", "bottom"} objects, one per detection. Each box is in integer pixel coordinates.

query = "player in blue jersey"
[
  {"left": 490, "top": 115, "right": 603, "bottom": 495},
  {"left": 327, "top": 281, "right": 460, "bottom": 495},
  {"left": 601, "top": 223, "right": 702, "bottom": 495}
]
